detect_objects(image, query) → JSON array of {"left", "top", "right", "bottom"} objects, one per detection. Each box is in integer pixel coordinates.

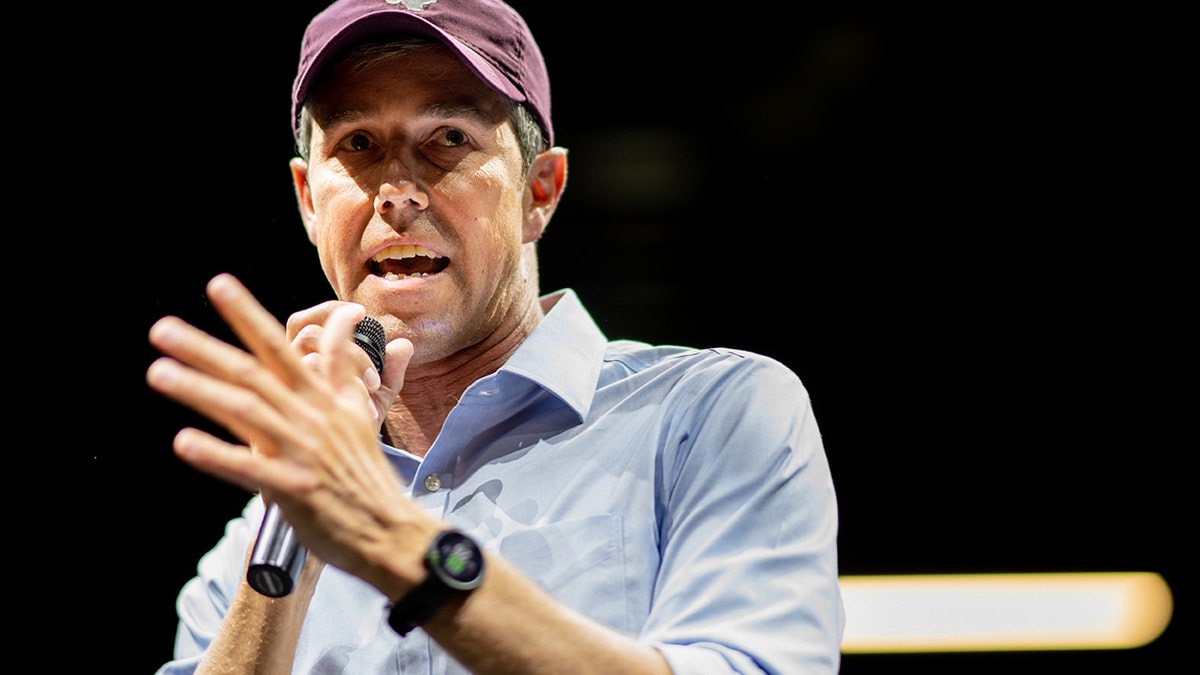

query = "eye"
[
  {"left": 338, "top": 131, "right": 376, "bottom": 153},
  {"left": 436, "top": 127, "right": 470, "bottom": 148}
]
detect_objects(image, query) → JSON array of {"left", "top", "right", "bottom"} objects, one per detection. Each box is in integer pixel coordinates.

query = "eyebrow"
[
  {"left": 425, "top": 101, "right": 491, "bottom": 123},
  {"left": 322, "top": 100, "right": 492, "bottom": 130}
]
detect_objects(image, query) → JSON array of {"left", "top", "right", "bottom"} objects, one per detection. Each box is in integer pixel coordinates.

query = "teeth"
[
  {"left": 382, "top": 272, "right": 433, "bottom": 280},
  {"left": 372, "top": 244, "right": 443, "bottom": 262}
]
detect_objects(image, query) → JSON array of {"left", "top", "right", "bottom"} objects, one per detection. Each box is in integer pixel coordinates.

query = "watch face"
[{"left": 432, "top": 531, "right": 483, "bottom": 589}]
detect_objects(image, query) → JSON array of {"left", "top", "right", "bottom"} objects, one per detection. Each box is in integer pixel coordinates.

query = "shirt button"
[{"left": 423, "top": 474, "right": 442, "bottom": 492}]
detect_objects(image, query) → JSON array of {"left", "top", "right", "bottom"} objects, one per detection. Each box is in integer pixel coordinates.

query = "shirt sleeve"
[
  {"left": 642, "top": 351, "right": 845, "bottom": 674},
  {"left": 155, "top": 496, "right": 263, "bottom": 675}
]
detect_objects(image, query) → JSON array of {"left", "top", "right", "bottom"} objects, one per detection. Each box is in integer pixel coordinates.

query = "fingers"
[
  {"left": 148, "top": 276, "right": 421, "bottom": 583},
  {"left": 205, "top": 274, "right": 312, "bottom": 390},
  {"left": 285, "top": 300, "right": 350, "bottom": 341},
  {"left": 286, "top": 299, "right": 379, "bottom": 387},
  {"left": 145, "top": 318, "right": 306, "bottom": 462},
  {"left": 382, "top": 337, "right": 415, "bottom": 391},
  {"left": 177, "top": 274, "right": 370, "bottom": 412},
  {"left": 171, "top": 428, "right": 307, "bottom": 495},
  {"left": 147, "top": 274, "right": 386, "bottom": 490},
  {"left": 318, "top": 303, "right": 372, "bottom": 392}
]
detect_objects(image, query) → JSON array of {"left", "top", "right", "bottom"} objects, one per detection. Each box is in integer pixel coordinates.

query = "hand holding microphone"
[{"left": 247, "top": 316, "right": 388, "bottom": 597}]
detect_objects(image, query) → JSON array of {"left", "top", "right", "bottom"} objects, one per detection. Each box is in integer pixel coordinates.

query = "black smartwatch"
[{"left": 387, "top": 529, "right": 485, "bottom": 636}]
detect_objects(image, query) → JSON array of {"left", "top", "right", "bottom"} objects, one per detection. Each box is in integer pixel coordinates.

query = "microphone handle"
[
  {"left": 246, "top": 316, "right": 387, "bottom": 598},
  {"left": 247, "top": 502, "right": 305, "bottom": 597}
]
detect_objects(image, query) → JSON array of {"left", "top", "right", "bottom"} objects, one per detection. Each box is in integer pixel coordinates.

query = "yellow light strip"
[{"left": 839, "top": 572, "right": 1173, "bottom": 653}]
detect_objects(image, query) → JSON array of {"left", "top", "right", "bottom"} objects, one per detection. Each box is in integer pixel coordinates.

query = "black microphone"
[{"left": 246, "top": 316, "right": 387, "bottom": 597}]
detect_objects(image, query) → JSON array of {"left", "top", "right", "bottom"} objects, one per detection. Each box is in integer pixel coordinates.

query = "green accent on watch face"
[
  {"left": 445, "top": 549, "right": 468, "bottom": 576},
  {"left": 435, "top": 532, "right": 482, "bottom": 584}
]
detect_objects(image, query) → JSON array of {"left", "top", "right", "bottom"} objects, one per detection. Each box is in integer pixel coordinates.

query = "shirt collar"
[{"left": 498, "top": 288, "right": 608, "bottom": 422}]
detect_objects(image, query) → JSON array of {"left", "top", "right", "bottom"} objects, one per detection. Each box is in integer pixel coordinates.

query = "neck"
[{"left": 381, "top": 294, "right": 545, "bottom": 458}]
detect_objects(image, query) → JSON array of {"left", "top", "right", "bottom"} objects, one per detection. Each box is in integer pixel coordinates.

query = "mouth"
[{"left": 369, "top": 244, "right": 450, "bottom": 280}]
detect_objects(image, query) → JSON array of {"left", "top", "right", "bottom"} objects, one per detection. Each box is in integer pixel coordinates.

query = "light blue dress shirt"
[{"left": 158, "top": 289, "right": 844, "bottom": 674}]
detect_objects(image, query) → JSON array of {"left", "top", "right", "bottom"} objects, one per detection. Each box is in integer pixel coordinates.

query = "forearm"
[
  {"left": 422, "top": 554, "right": 671, "bottom": 675},
  {"left": 195, "top": 561, "right": 320, "bottom": 675}
]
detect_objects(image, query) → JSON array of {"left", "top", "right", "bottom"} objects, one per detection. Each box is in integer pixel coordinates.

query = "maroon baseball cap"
[{"left": 292, "top": 0, "right": 553, "bottom": 146}]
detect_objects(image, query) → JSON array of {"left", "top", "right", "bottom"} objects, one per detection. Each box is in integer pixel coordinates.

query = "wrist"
[{"left": 386, "top": 529, "right": 485, "bottom": 636}]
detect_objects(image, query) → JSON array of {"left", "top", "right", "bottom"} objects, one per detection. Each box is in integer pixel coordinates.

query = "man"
[{"left": 147, "top": 0, "right": 844, "bottom": 672}]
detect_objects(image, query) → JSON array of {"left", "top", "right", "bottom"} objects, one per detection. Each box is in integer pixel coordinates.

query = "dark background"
[{"left": 33, "top": 2, "right": 1186, "bottom": 671}]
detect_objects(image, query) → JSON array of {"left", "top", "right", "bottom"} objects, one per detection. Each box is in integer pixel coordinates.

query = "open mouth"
[{"left": 369, "top": 244, "right": 450, "bottom": 280}]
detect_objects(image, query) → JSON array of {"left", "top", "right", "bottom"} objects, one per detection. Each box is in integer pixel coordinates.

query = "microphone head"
[{"left": 353, "top": 317, "right": 386, "bottom": 374}]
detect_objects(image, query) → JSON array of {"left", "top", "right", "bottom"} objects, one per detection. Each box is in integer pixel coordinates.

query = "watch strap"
[
  {"left": 386, "top": 574, "right": 453, "bottom": 636},
  {"left": 386, "top": 529, "right": 484, "bottom": 637}
]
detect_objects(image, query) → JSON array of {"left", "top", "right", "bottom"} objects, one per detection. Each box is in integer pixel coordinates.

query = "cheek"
[
  {"left": 310, "top": 172, "right": 365, "bottom": 239},
  {"left": 308, "top": 178, "right": 366, "bottom": 292},
  {"left": 457, "top": 162, "right": 526, "bottom": 240},
  {"left": 313, "top": 228, "right": 349, "bottom": 296}
]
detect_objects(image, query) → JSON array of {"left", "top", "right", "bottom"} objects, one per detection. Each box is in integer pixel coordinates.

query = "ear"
[
  {"left": 290, "top": 157, "right": 318, "bottom": 244},
  {"left": 523, "top": 147, "right": 568, "bottom": 243}
]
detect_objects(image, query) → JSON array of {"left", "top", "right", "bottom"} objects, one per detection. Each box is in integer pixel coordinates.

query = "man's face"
[{"left": 296, "top": 44, "right": 537, "bottom": 365}]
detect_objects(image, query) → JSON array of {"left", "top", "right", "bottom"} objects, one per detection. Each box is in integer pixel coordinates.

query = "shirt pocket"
[{"left": 496, "top": 513, "right": 633, "bottom": 632}]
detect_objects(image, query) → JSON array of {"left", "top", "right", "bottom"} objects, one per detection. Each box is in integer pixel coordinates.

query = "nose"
[{"left": 375, "top": 166, "right": 429, "bottom": 214}]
